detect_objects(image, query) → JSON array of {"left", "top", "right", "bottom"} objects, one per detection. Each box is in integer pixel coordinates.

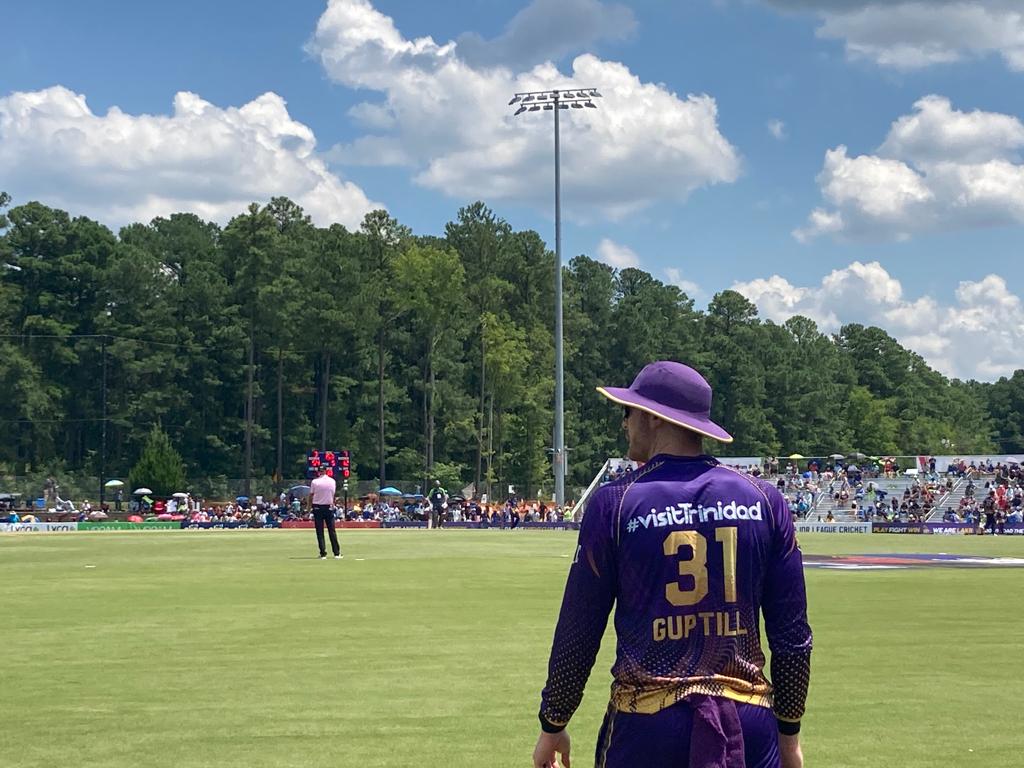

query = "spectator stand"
[
  {"left": 805, "top": 474, "right": 917, "bottom": 523},
  {"left": 926, "top": 473, "right": 971, "bottom": 522},
  {"left": 926, "top": 461, "right": 1022, "bottom": 526}
]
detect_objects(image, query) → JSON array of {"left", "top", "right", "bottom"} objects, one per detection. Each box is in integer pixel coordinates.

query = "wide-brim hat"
[{"left": 597, "top": 360, "right": 733, "bottom": 443}]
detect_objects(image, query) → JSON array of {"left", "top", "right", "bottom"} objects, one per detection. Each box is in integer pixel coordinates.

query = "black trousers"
[{"left": 313, "top": 505, "right": 341, "bottom": 556}]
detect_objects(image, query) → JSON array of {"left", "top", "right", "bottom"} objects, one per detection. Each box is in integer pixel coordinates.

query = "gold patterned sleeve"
[
  {"left": 762, "top": 488, "right": 812, "bottom": 733},
  {"left": 538, "top": 492, "right": 616, "bottom": 731},
  {"left": 771, "top": 650, "right": 811, "bottom": 731}
]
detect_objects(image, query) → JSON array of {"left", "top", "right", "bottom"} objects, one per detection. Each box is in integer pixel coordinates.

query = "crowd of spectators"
[
  {"left": 5, "top": 483, "right": 582, "bottom": 529},
  {"left": 791, "top": 458, "right": 1023, "bottom": 526},
  {"left": 11, "top": 456, "right": 1019, "bottom": 531},
  {"left": 731, "top": 456, "right": 1022, "bottom": 524},
  {"left": 859, "top": 477, "right": 940, "bottom": 523},
  {"left": 368, "top": 496, "right": 575, "bottom": 527},
  {"left": 942, "top": 463, "right": 1023, "bottom": 533},
  {"left": 177, "top": 493, "right": 576, "bottom": 528},
  {"left": 183, "top": 500, "right": 281, "bottom": 528},
  {"left": 601, "top": 460, "right": 639, "bottom": 485}
]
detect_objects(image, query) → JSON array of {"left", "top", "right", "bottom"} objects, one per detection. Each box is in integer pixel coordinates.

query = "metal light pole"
[
  {"left": 99, "top": 335, "right": 108, "bottom": 506},
  {"left": 509, "top": 87, "right": 601, "bottom": 507}
]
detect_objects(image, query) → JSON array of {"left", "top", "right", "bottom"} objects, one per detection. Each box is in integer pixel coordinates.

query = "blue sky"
[{"left": 2, "top": 0, "right": 1023, "bottom": 381}]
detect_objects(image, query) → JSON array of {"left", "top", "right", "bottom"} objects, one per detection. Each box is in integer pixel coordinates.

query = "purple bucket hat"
[{"left": 596, "top": 361, "right": 733, "bottom": 443}]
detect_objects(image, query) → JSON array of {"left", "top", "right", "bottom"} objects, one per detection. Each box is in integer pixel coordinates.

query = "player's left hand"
[{"left": 533, "top": 729, "right": 571, "bottom": 768}]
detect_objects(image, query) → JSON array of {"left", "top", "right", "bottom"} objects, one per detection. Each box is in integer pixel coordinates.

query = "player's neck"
[{"left": 646, "top": 430, "right": 704, "bottom": 460}]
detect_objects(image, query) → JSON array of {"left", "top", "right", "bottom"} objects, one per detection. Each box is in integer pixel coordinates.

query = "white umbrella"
[
  {"left": 133, "top": 487, "right": 153, "bottom": 495},
  {"left": 104, "top": 479, "right": 125, "bottom": 489},
  {"left": 171, "top": 492, "right": 189, "bottom": 499}
]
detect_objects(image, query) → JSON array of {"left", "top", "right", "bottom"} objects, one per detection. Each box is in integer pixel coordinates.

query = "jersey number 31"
[{"left": 663, "top": 528, "right": 738, "bottom": 607}]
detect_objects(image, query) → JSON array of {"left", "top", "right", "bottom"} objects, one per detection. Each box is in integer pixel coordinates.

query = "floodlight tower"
[{"left": 508, "top": 87, "right": 601, "bottom": 508}]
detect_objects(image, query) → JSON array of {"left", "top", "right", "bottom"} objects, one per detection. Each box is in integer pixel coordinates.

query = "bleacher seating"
[{"left": 927, "top": 475, "right": 969, "bottom": 521}]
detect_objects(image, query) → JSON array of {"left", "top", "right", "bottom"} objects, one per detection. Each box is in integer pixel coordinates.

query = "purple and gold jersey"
[{"left": 540, "top": 455, "right": 812, "bottom": 730}]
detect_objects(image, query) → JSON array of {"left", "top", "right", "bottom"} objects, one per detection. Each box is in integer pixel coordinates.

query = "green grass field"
[{"left": 2, "top": 530, "right": 1023, "bottom": 767}]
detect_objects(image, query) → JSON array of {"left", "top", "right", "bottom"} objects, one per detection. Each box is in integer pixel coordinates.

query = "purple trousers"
[{"left": 594, "top": 700, "right": 780, "bottom": 768}]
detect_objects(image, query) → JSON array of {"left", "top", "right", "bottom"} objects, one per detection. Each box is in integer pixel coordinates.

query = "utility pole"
[
  {"left": 509, "top": 86, "right": 601, "bottom": 507},
  {"left": 100, "top": 335, "right": 108, "bottom": 505},
  {"left": 244, "top": 338, "right": 254, "bottom": 499}
]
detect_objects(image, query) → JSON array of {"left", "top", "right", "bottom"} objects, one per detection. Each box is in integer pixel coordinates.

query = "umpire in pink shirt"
[{"left": 310, "top": 466, "right": 342, "bottom": 559}]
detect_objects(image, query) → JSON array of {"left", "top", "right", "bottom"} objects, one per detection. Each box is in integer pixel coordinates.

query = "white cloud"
[
  {"left": 767, "top": 119, "right": 787, "bottom": 140},
  {"left": 765, "top": 1, "right": 1024, "bottom": 72},
  {"left": 596, "top": 237, "right": 640, "bottom": 268},
  {"left": 664, "top": 267, "right": 702, "bottom": 299},
  {"left": 0, "top": 86, "right": 380, "bottom": 228},
  {"left": 879, "top": 94, "right": 1024, "bottom": 165},
  {"left": 455, "top": 0, "right": 637, "bottom": 69},
  {"left": 308, "top": 0, "right": 740, "bottom": 219},
  {"left": 793, "top": 207, "right": 843, "bottom": 242},
  {"left": 324, "top": 136, "right": 413, "bottom": 167},
  {"left": 347, "top": 101, "right": 396, "bottom": 130},
  {"left": 797, "top": 96, "right": 1024, "bottom": 240},
  {"left": 733, "top": 260, "right": 1024, "bottom": 381}
]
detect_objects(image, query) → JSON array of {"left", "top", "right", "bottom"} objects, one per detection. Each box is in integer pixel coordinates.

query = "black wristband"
[
  {"left": 777, "top": 719, "right": 801, "bottom": 736},
  {"left": 539, "top": 713, "right": 566, "bottom": 734}
]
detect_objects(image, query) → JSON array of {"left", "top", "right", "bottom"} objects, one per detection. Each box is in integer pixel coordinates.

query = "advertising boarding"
[
  {"left": 0, "top": 522, "right": 78, "bottom": 532},
  {"left": 795, "top": 521, "right": 871, "bottom": 534}
]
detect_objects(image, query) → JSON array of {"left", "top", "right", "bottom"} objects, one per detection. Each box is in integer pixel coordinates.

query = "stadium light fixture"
[{"left": 508, "top": 86, "right": 602, "bottom": 508}]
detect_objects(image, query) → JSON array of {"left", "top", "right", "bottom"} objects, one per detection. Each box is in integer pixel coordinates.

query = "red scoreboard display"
[{"left": 306, "top": 449, "right": 351, "bottom": 480}]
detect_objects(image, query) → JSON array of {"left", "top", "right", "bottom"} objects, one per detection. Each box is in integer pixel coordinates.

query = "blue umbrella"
[
  {"left": 379, "top": 486, "right": 402, "bottom": 496},
  {"left": 236, "top": 496, "right": 249, "bottom": 502},
  {"left": 289, "top": 485, "right": 311, "bottom": 498}
]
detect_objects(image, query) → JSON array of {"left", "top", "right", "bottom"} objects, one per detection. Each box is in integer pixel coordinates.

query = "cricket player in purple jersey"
[{"left": 532, "top": 361, "right": 812, "bottom": 768}]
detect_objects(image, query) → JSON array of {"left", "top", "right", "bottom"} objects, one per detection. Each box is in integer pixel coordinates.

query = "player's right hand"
[
  {"left": 779, "top": 733, "right": 803, "bottom": 768},
  {"left": 532, "top": 729, "right": 571, "bottom": 768}
]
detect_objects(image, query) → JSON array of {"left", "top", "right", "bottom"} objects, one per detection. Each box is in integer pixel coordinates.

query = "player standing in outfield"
[
  {"left": 532, "top": 361, "right": 812, "bottom": 768},
  {"left": 309, "top": 465, "right": 342, "bottom": 560},
  {"left": 428, "top": 480, "right": 448, "bottom": 530}
]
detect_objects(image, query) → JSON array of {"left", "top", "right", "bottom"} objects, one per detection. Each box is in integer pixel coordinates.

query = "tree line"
[{"left": 1, "top": 192, "right": 1021, "bottom": 498}]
